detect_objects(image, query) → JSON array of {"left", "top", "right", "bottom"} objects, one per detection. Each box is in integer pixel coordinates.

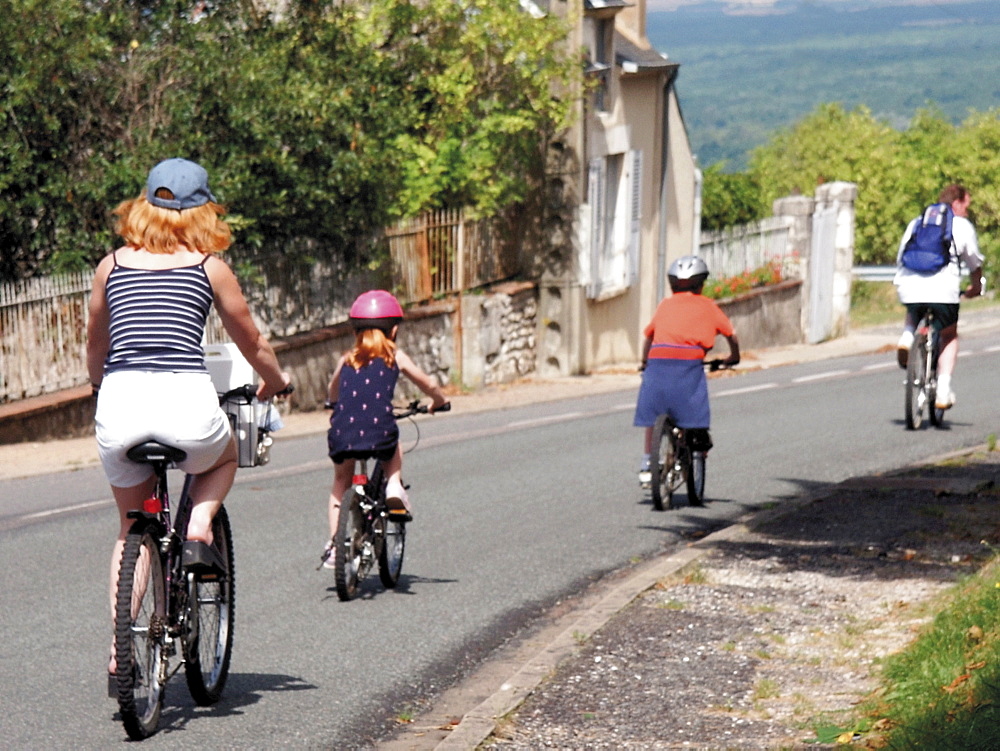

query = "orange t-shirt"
[{"left": 644, "top": 292, "right": 735, "bottom": 361}]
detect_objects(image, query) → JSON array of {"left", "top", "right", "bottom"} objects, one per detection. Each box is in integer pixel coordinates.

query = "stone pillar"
[{"left": 815, "top": 181, "right": 857, "bottom": 339}]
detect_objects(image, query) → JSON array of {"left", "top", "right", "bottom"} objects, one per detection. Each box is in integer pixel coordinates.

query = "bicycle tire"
[
  {"left": 184, "top": 506, "right": 235, "bottom": 705},
  {"left": 904, "top": 335, "right": 927, "bottom": 430},
  {"left": 114, "top": 526, "right": 167, "bottom": 740},
  {"left": 649, "top": 414, "right": 676, "bottom": 511},
  {"left": 378, "top": 517, "right": 406, "bottom": 588},
  {"left": 335, "top": 492, "right": 365, "bottom": 601},
  {"left": 928, "top": 334, "right": 946, "bottom": 428},
  {"left": 686, "top": 450, "right": 706, "bottom": 506}
]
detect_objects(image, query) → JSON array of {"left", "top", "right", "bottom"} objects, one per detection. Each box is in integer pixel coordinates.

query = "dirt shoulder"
[{"left": 470, "top": 449, "right": 1000, "bottom": 750}]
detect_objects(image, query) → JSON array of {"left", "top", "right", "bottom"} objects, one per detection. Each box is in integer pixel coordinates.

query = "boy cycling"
[{"left": 635, "top": 255, "right": 740, "bottom": 484}]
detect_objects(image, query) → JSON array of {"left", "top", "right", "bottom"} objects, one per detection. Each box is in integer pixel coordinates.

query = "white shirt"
[{"left": 894, "top": 214, "right": 981, "bottom": 304}]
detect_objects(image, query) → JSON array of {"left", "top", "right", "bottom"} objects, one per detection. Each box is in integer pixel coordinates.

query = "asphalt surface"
[{"left": 4, "top": 309, "right": 1000, "bottom": 750}]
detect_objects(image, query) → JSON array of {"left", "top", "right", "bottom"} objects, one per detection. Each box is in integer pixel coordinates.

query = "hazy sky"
[{"left": 645, "top": 0, "right": 976, "bottom": 12}]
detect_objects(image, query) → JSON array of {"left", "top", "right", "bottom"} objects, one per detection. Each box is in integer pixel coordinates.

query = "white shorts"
[{"left": 95, "top": 371, "right": 233, "bottom": 488}]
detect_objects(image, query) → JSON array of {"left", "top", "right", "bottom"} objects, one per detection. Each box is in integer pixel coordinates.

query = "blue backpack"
[{"left": 900, "top": 203, "right": 954, "bottom": 274}]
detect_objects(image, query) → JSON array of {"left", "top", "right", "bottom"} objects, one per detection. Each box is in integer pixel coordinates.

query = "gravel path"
[{"left": 480, "top": 451, "right": 1000, "bottom": 750}]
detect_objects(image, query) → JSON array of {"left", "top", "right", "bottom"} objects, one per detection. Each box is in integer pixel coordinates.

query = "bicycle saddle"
[{"left": 126, "top": 441, "right": 188, "bottom": 464}]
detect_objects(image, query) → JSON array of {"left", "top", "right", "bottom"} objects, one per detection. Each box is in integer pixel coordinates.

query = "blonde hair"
[
  {"left": 113, "top": 192, "right": 232, "bottom": 255},
  {"left": 345, "top": 328, "right": 397, "bottom": 370}
]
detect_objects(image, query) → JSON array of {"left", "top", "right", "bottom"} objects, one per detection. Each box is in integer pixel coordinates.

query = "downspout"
[
  {"left": 692, "top": 166, "right": 703, "bottom": 256},
  {"left": 657, "top": 66, "right": 680, "bottom": 302}
]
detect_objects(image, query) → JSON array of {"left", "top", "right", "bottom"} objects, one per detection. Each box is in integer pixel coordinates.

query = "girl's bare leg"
[
  {"left": 186, "top": 437, "right": 238, "bottom": 544},
  {"left": 328, "top": 461, "right": 354, "bottom": 539}
]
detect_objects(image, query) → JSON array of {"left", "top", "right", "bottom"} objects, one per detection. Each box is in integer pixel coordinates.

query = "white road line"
[
  {"left": 863, "top": 362, "right": 896, "bottom": 371},
  {"left": 716, "top": 383, "right": 778, "bottom": 397},
  {"left": 21, "top": 498, "right": 111, "bottom": 520},
  {"left": 508, "top": 413, "right": 584, "bottom": 428},
  {"left": 792, "top": 370, "right": 849, "bottom": 383}
]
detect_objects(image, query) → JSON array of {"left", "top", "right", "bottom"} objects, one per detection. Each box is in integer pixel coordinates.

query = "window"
[{"left": 584, "top": 149, "right": 642, "bottom": 300}]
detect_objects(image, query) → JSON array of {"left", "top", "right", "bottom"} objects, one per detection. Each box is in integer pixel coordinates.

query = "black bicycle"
[
  {"left": 320, "top": 400, "right": 449, "bottom": 601},
  {"left": 904, "top": 308, "right": 945, "bottom": 430},
  {"left": 111, "top": 383, "right": 289, "bottom": 740},
  {"left": 647, "top": 359, "right": 727, "bottom": 511}
]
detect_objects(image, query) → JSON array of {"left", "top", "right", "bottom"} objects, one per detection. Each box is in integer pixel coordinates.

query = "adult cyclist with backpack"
[{"left": 894, "top": 183, "right": 982, "bottom": 410}]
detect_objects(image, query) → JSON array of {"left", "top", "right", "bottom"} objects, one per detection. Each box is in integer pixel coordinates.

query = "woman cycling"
[
  {"left": 86, "top": 158, "right": 291, "bottom": 675},
  {"left": 635, "top": 255, "right": 739, "bottom": 483},
  {"left": 323, "top": 291, "right": 448, "bottom": 565}
]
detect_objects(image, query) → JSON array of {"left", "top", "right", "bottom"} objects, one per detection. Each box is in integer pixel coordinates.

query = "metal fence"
[
  {"left": 2, "top": 209, "right": 519, "bottom": 402},
  {"left": 385, "top": 208, "right": 517, "bottom": 302},
  {"left": 1, "top": 272, "right": 93, "bottom": 402},
  {"left": 698, "top": 216, "right": 795, "bottom": 279}
]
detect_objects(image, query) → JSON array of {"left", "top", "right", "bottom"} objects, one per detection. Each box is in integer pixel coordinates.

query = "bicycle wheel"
[
  {"left": 928, "top": 337, "right": 946, "bottom": 428},
  {"left": 686, "top": 450, "right": 706, "bottom": 506},
  {"left": 184, "top": 506, "right": 235, "bottom": 705},
  {"left": 335, "top": 492, "right": 365, "bottom": 601},
  {"left": 649, "top": 414, "right": 676, "bottom": 511},
  {"left": 114, "top": 527, "right": 167, "bottom": 740},
  {"left": 904, "top": 334, "right": 928, "bottom": 430},
  {"left": 378, "top": 516, "right": 406, "bottom": 588}
]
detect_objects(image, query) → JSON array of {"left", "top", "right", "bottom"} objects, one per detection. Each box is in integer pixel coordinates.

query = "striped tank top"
[{"left": 103, "top": 256, "right": 214, "bottom": 374}]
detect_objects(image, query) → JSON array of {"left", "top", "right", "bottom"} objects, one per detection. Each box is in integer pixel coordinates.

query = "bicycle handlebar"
[
  {"left": 220, "top": 383, "right": 294, "bottom": 405},
  {"left": 640, "top": 358, "right": 736, "bottom": 373},
  {"left": 393, "top": 400, "right": 451, "bottom": 419}
]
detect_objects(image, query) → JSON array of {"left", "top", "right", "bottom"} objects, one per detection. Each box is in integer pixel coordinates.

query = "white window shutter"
[{"left": 628, "top": 149, "right": 642, "bottom": 286}]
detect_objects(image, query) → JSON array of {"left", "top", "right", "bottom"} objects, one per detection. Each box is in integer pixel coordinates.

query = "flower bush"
[{"left": 702, "top": 258, "right": 785, "bottom": 300}]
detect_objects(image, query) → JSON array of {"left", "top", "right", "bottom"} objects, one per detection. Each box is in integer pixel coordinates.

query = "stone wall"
[{"left": 0, "top": 280, "right": 806, "bottom": 444}]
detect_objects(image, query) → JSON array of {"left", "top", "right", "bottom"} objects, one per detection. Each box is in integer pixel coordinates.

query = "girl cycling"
[{"left": 323, "top": 291, "right": 448, "bottom": 564}]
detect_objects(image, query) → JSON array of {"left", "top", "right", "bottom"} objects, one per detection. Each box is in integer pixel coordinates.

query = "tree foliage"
[
  {"left": 702, "top": 103, "right": 1000, "bottom": 282},
  {"left": 0, "top": 0, "right": 576, "bottom": 281}
]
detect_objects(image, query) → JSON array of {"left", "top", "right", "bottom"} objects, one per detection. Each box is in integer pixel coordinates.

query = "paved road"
[{"left": 3, "top": 322, "right": 1000, "bottom": 748}]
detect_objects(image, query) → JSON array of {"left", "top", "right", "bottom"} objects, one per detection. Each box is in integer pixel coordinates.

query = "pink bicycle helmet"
[{"left": 349, "top": 290, "right": 404, "bottom": 332}]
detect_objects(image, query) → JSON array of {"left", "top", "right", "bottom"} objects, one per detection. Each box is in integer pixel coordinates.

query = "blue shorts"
[{"left": 633, "top": 359, "right": 710, "bottom": 429}]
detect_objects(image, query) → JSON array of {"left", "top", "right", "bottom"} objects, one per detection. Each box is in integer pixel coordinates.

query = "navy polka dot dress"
[{"left": 327, "top": 357, "right": 400, "bottom": 463}]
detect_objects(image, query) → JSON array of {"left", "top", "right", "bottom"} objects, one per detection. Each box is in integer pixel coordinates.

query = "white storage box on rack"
[{"left": 205, "top": 343, "right": 270, "bottom": 467}]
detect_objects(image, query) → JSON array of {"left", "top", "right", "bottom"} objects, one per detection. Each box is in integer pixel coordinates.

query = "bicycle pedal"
[
  {"left": 181, "top": 540, "right": 228, "bottom": 579},
  {"left": 387, "top": 509, "right": 412, "bottom": 523}
]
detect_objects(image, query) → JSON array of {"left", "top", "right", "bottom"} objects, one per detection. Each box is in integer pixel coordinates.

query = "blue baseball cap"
[{"left": 145, "top": 158, "right": 217, "bottom": 210}]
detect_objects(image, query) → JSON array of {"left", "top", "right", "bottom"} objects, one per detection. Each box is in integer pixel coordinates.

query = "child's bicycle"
[
  {"left": 319, "top": 400, "right": 450, "bottom": 601},
  {"left": 646, "top": 359, "right": 728, "bottom": 511},
  {"left": 904, "top": 308, "right": 946, "bottom": 430},
  {"left": 110, "top": 383, "right": 290, "bottom": 740}
]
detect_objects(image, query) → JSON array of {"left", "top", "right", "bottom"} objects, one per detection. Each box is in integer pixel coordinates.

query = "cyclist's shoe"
[
  {"left": 181, "top": 540, "right": 227, "bottom": 580},
  {"left": 386, "top": 480, "right": 412, "bottom": 523},
  {"left": 638, "top": 457, "right": 652, "bottom": 487},
  {"left": 935, "top": 390, "right": 956, "bottom": 410},
  {"left": 321, "top": 539, "right": 336, "bottom": 570},
  {"left": 897, "top": 330, "right": 913, "bottom": 369}
]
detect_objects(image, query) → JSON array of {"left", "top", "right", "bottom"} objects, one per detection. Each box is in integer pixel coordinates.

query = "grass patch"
[{"left": 854, "top": 557, "right": 1000, "bottom": 748}]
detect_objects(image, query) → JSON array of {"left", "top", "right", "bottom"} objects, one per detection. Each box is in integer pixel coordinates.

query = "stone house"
[{"left": 536, "top": 0, "right": 698, "bottom": 376}]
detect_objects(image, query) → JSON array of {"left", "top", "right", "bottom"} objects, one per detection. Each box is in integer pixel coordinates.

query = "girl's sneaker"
[
  {"left": 321, "top": 539, "right": 336, "bottom": 569},
  {"left": 385, "top": 480, "right": 412, "bottom": 522}
]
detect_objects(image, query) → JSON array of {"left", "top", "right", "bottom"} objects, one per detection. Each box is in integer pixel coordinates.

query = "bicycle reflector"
[
  {"left": 352, "top": 474, "right": 368, "bottom": 487},
  {"left": 143, "top": 496, "right": 162, "bottom": 514}
]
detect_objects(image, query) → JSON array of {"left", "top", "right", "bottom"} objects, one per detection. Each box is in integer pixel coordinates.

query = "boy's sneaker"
[
  {"left": 638, "top": 460, "right": 652, "bottom": 487},
  {"left": 896, "top": 330, "right": 913, "bottom": 369}
]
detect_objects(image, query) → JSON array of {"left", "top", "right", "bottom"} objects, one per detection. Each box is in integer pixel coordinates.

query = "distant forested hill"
[{"left": 646, "top": 0, "right": 1000, "bottom": 171}]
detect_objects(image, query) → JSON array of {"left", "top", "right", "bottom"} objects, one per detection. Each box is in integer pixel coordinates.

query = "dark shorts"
[
  {"left": 329, "top": 446, "right": 397, "bottom": 466},
  {"left": 906, "top": 303, "right": 959, "bottom": 332},
  {"left": 633, "top": 358, "right": 710, "bottom": 429}
]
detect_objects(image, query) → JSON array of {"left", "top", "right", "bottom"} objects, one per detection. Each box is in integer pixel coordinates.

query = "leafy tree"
[
  {"left": 0, "top": 0, "right": 578, "bottom": 281},
  {"left": 699, "top": 165, "right": 766, "bottom": 232}
]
